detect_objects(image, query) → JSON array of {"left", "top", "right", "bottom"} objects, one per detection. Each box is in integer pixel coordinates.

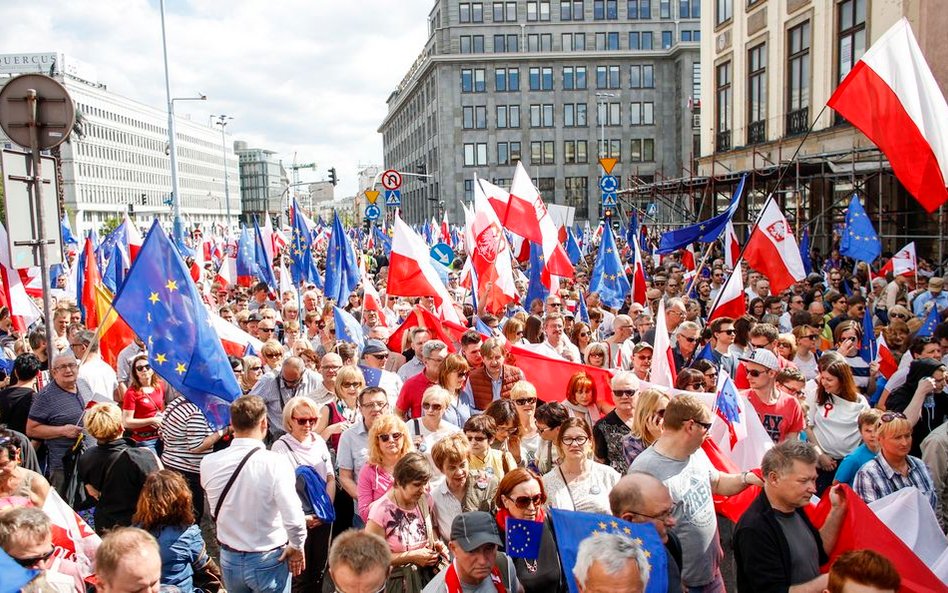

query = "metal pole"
[
  {"left": 160, "top": 0, "right": 184, "bottom": 245},
  {"left": 214, "top": 115, "right": 233, "bottom": 227},
  {"left": 25, "top": 90, "right": 55, "bottom": 365}
]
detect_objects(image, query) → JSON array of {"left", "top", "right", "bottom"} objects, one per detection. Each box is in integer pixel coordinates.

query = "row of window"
[
  {"left": 462, "top": 138, "right": 656, "bottom": 166},
  {"left": 461, "top": 102, "right": 655, "bottom": 129},
  {"left": 462, "top": 64, "right": 656, "bottom": 92},
  {"left": 458, "top": 30, "right": 696, "bottom": 54},
  {"left": 458, "top": 0, "right": 699, "bottom": 24}
]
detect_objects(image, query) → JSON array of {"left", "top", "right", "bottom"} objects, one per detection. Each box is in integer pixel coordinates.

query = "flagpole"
[{"left": 685, "top": 241, "right": 716, "bottom": 296}]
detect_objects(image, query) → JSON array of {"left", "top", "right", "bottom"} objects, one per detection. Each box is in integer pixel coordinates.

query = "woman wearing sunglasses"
[
  {"left": 494, "top": 468, "right": 567, "bottom": 593},
  {"left": 570, "top": 322, "right": 593, "bottom": 361},
  {"left": 542, "top": 417, "right": 620, "bottom": 515},
  {"left": 122, "top": 354, "right": 166, "bottom": 450},
  {"left": 240, "top": 355, "right": 265, "bottom": 394},
  {"left": 484, "top": 399, "right": 523, "bottom": 467},
  {"left": 674, "top": 368, "right": 708, "bottom": 393},
  {"left": 621, "top": 388, "right": 669, "bottom": 467},
  {"left": 358, "top": 415, "right": 414, "bottom": 522},
  {"left": 407, "top": 387, "right": 461, "bottom": 459},
  {"left": 790, "top": 325, "right": 821, "bottom": 381},
  {"left": 437, "top": 354, "right": 473, "bottom": 428},
  {"left": 510, "top": 381, "right": 542, "bottom": 472},
  {"left": 272, "top": 397, "right": 335, "bottom": 593},
  {"left": 832, "top": 321, "right": 879, "bottom": 397},
  {"left": 317, "top": 365, "right": 364, "bottom": 451}
]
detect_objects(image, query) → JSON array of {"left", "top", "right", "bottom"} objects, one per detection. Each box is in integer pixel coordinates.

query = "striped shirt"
[
  {"left": 853, "top": 453, "right": 937, "bottom": 510},
  {"left": 158, "top": 396, "right": 213, "bottom": 473},
  {"left": 844, "top": 355, "right": 871, "bottom": 392}
]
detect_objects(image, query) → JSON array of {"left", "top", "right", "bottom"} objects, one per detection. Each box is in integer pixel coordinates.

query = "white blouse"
[{"left": 542, "top": 461, "right": 620, "bottom": 515}]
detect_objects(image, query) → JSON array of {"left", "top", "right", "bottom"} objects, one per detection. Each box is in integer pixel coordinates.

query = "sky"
[{"left": 3, "top": 0, "right": 433, "bottom": 199}]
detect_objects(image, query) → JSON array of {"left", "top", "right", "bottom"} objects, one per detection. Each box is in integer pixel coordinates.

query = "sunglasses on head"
[
  {"left": 508, "top": 494, "right": 544, "bottom": 509},
  {"left": 881, "top": 411, "right": 907, "bottom": 423},
  {"left": 378, "top": 432, "right": 403, "bottom": 443}
]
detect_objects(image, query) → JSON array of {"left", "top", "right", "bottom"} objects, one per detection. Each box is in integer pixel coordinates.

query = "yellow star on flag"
[
  {"left": 175, "top": 362, "right": 186, "bottom": 375},
  {"left": 155, "top": 353, "right": 168, "bottom": 364},
  {"left": 148, "top": 292, "right": 160, "bottom": 304},
  {"left": 166, "top": 280, "right": 178, "bottom": 291}
]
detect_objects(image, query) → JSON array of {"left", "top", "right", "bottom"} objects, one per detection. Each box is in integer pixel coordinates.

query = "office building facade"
[
  {"left": 234, "top": 142, "right": 285, "bottom": 222},
  {"left": 379, "top": 0, "right": 701, "bottom": 224}
]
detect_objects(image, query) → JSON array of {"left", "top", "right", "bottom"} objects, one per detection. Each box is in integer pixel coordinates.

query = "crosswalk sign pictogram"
[{"left": 385, "top": 190, "right": 401, "bottom": 206}]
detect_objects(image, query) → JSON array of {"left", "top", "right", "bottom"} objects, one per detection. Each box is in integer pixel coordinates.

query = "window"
[
  {"left": 560, "top": 0, "right": 584, "bottom": 20},
  {"left": 787, "top": 21, "right": 810, "bottom": 136},
  {"left": 630, "top": 31, "right": 654, "bottom": 49},
  {"left": 630, "top": 102, "right": 654, "bottom": 125},
  {"left": 497, "top": 105, "right": 521, "bottom": 128},
  {"left": 493, "top": 2, "right": 517, "bottom": 21},
  {"left": 593, "top": 0, "right": 617, "bottom": 19},
  {"left": 837, "top": 0, "right": 866, "bottom": 83},
  {"left": 659, "top": 0, "right": 670, "bottom": 18},
  {"left": 679, "top": 0, "right": 699, "bottom": 18},
  {"left": 527, "top": 33, "right": 553, "bottom": 51},
  {"left": 597, "top": 101, "right": 621, "bottom": 126},
  {"left": 527, "top": 0, "right": 551, "bottom": 20},
  {"left": 473, "top": 69, "right": 486, "bottom": 91},
  {"left": 629, "top": 138, "right": 654, "bottom": 161},
  {"left": 562, "top": 33, "right": 586, "bottom": 51},
  {"left": 493, "top": 34, "right": 518, "bottom": 52},
  {"left": 747, "top": 43, "right": 767, "bottom": 144},
  {"left": 715, "top": 0, "right": 731, "bottom": 25},
  {"left": 630, "top": 64, "right": 655, "bottom": 88},
  {"left": 464, "top": 179, "right": 474, "bottom": 201},
  {"left": 716, "top": 61, "right": 732, "bottom": 151},
  {"left": 460, "top": 35, "right": 484, "bottom": 53},
  {"left": 600, "top": 139, "right": 621, "bottom": 160},
  {"left": 495, "top": 68, "right": 520, "bottom": 91},
  {"left": 460, "top": 3, "right": 484, "bottom": 22},
  {"left": 529, "top": 67, "right": 554, "bottom": 90},
  {"left": 661, "top": 30, "right": 673, "bottom": 48},
  {"left": 464, "top": 143, "right": 488, "bottom": 166},
  {"left": 628, "top": 0, "right": 651, "bottom": 18},
  {"left": 595, "top": 65, "right": 620, "bottom": 89},
  {"left": 461, "top": 69, "right": 473, "bottom": 92},
  {"left": 595, "top": 32, "right": 620, "bottom": 50},
  {"left": 563, "top": 66, "right": 588, "bottom": 89},
  {"left": 530, "top": 104, "right": 555, "bottom": 127},
  {"left": 498, "top": 141, "right": 522, "bottom": 165},
  {"left": 564, "top": 103, "right": 588, "bottom": 126},
  {"left": 565, "top": 177, "right": 589, "bottom": 219}
]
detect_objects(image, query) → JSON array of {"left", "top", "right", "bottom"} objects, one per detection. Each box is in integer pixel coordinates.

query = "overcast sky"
[{"left": 4, "top": 0, "right": 433, "bottom": 198}]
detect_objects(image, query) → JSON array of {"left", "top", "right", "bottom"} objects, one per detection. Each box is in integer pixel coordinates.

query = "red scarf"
[
  {"left": 444, "top": 562, "right": 508, "bottom": 593},
  {"left": 495, "top": 508, "right": 545, "bottom": 533}
]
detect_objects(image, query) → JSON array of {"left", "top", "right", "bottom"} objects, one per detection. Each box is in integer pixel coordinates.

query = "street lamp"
[
  {"left": 595, "top": 91, "right": 618, "bottom": 159},
  {"left": 210, "top": 114, "right": 234, "bottom": 228}
]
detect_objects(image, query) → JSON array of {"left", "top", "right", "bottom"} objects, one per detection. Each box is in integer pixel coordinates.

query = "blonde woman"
[
  {"left": 510, "top": 381, "right": 541, "bottom": 471},
  {"left": 407, "top": 386, "right": 461, "bottom": 457},
  {"left": 260, "top": 339, "right": 286, "bottom": 373},
  {"left": 240, "top": 355, "right": 264, "bottom": 394},
  {"left": 316, "top": 365, "right": 364, "bottom": 450},
  {"left": 357, "top": 414, "right": 414, "bottom": 521},
  {"left": 620, "top": 388, "right": 669, "bottom": 467}
]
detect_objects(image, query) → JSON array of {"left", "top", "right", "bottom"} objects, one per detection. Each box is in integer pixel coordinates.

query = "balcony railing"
[
  {"left": 716, "top": 130, "right": 732, "bottom": 152},
  {"left": 747, "top": 120, "right": 766, "bottom": 145},
  {"left": 786, "top": 107, "right": 809, "bottom": 136}
]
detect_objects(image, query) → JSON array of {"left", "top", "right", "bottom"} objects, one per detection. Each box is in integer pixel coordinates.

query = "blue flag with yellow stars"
[
  {"left": 524, "top": 242, "right": 549, "bottom": 310},
  {"left": 333, "top": 305, "right": 365, "bottom": 352},
  {"left": 289, "top": 199, "right": 321, "bottom": 287},
  {"left": 505, "top": 517, "right": 544, "bottom": 559},
  {"left": 113, "top": 220, "right": 241, "bottom": 428},
  {"left": 324, "top": 213, "right": 360, "bottom": 304},
  {"left": 917, "top": 304, "right": 940, "bottom": 338},
  {"left": 658, "top": 174, "right": 745, "bottom": 254},
  {"left": 550, "top": 509, "right": 667, "bottom": 593},
  {"left": 253, "top": 217, "right": 278, "bottom": 291},
  {"left": 589, "top": 221, "right": 631, "bottom": 310},
  {"left": 839, "top": 195, "right": 881, "bottom": 264}
]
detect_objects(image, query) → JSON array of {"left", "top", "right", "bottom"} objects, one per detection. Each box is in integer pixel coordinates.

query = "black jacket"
[{"left": 733, "top": 490, "right": 827, "bottom": 593}]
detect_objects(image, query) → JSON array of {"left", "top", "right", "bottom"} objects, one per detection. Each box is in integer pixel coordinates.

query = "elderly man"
[
  {"left": 642, "top": 298, "right": 686, "bottom": 345},
  {"left": 249, "top": 356, "right": 323, "bottom": 438},
  {"left": 672, "top": 321, "right": 701, "bottom": 373},
  {"left": 541, "top": 313, "right": 581, "bottom": 362},
  {"left": 326, "top": 530, "right": 392, "bottom": 593},
  {"left": 313, "top": 353, "right": 343, "bottom": 404},
  {"left": 336, "top": 387, "right": 392, "bottom": 527},
  {"left": 0, "top": 506, "right": 85, "bottom": 592},
  {"left": 734, "top": 440, "right": 847, "bottom": 593},
  {"left": 573, "top": 532, "right": 650, "bottom": 593},
  {"left": 740, "top": 349, "right": 804, "bottom": 444},
  {"left": 395, "top": 339, "right": 448, "bottom": 419},
  {"left": 605, "top": 315, "right": 634, "bottom": 369},
  {"left": 397, "top": 327, "right": 431, "bottom": 381},
  {"left": 610, "top": 472, "right": 683, "bottom": 593},
  {"left": 913, "top": 276, "right": 948, "bottom": 317},
  {"left": 422, "top": 511, "right": 521, "bottom": 593},
  {"left": 468, "top": 337, "right": 524, "bottom": 411},
  {"left": 629, "top": 395, "right": 764, "bottom": 592},
  {"left": 593, "top": 371, "right": 638, "bottom": 474},
  {"left": 93, "top": 528, "right": 163, "bottom": 593},
  {"left": 629, "top": 342, "right": 652, "bottom": 382},
  {"left": 26, "top": 352, "right": 87, "bottom": 495},
  {"left": 358, "top": 340, "right": 403, "bottom": 405}
]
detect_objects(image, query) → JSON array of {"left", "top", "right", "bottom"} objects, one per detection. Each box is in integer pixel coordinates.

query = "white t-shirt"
[{"left": 805, "top": 392, "right": 869, "bottom": 458}]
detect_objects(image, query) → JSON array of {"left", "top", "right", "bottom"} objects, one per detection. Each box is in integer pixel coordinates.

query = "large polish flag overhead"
[
  {"left": 742, "top": 200, "right": 807, "bottom": 293},
  {"left": 466, "top": 176, "right": 517, "bottom": 314},
  {"left": 828, "top": 18, "right": 948, "bottom": 213},
  {"left": 708, "top": 261, "right": 746, "bottom": 321},
  {"left": 388, "top": 214, "right": 463, "bottom": 324}
]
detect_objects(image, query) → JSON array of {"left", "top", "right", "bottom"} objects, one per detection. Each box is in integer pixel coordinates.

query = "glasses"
[
  {"left": 456, "top": 371, "right": 469, "bottom": 379},
  {"left": 508, "top": 494, "right": 544, "bottom": 509},
  {"left": 465, "top": 434, "right": 488, "bottom": 442},
  {"left": 689, "top": 381, "right": 706, "bottom": 390},
  {"left": 514, "top": 397, "right": 537, "bottom": 406},
  {"left": 496, "top": 425, "right": 518, "bottom": 435},
  {"left": 378, "top": 432, "right": 403, "bottom": 443},
  {"left": 680, "top": 336, "right": 698, "bottom": 343},
  {"left": 655, "top": 409, "right": 666, "bottom": 418},
  {"left": 691, "top": 419, "right": 713, "bottom": 432},
  {"left": 589, "top": 352, "right": 605, "bottom": 358},
  {"left": 259, "top": 327, "right": 275, "bottom": 333},
  {"left": 778, "top": 384, "right": 806, "bottom": 397},
  {"left": 750, "top": 342, "right": 772, "bottom": 349},
  {"left": 746, "top": 369, "right": 768, "bottom": 378},
  {"left": 360, "top": 401, "right": 388, "bottom": 410},
  {"left": 135, "top": 365, "right": 152, "bottom": 372},
  {"left": 881, "top": 411, "right": 907, "bottom": 423},
  {"left": 264, "top": 352, "right": 282, "bottom": 359},
  {"left": 716, "top": 329, "right": 736, "bottom": 335},
  {"left": 250, "top": 366, "right": 263, "bottom": 372},
  {"left": 422, "top": 402, "right": 444, "bottom": 411},
  {"left": 890, "top": 313, "right": 908, "bottom": 320},
  {"left": 294, "top": 417, "right": 318, "bottom": 426},
  {"left": 579, "top": 332, "right": 590, "bottom": 337},
  {"left": 630, "top": 503, "right": 679, "bottom": 523},
  {"left": 804, "top": 334, "right": 820, "bottom": 340},
  {"left": 613, "top": 389, "right": 636, "bottom": 399},
  {"left": 370, "top": 353, "right": 389, "bottom": 360},
  {"left": 340, "top": 381, "right": 363, "bottom": 389},
  {"left": 321, "top": 365, "right": 342, "bottom": 373},
  {"left": 561, "top": 436, "right": 589, "bottom": 446},
  {"left": 11, "top": 547, "right": 55, "bottom": 567},
  {"left": 54, "top": 363, "right": 78, "bottom": 371}
]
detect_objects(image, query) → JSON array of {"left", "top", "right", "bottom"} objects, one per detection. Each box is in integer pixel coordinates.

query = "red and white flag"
[
  {"left": 827, "top": 18, "right": 948, "bottom": 213},
  {"left": 208, "top": 309, "right": 263, "bottom": 356},
  {"left": 0, "top": 223, "right": 42, "bottom": 331},
  {"left": 123, "top": 213, "right": 143, "bottom": 261},
  {"left": 879, "top": 241, "right": 917, "bottom": 278},
  {"left": 709, "top": 261, "right": 747, "bottom": 321},
  {"left": 743, "top": 200, "right": 806, "bottom": 293},
  {"left": 44, "top": 489, "right": 100, "bottom": 581},
  {"left": 465, "top": 176, "right": 517, "bottom": 315},
  {"left": 360, "top": 259, "right": 388, "bottom": 327},
  {"left": 650, "top": 299, "right": 676, "bottom": 388},
  {"left": 388, "top": 214, "right": 463, "bottom": 324},
  {"left": 630, "top": 234, "right": 647, "bottom": 306},
  {"left": 724, "top": 221, "right": 741, "bottom": 269},
  {"left": 440, "top": 211, "right": 452, "bottom": 246}
]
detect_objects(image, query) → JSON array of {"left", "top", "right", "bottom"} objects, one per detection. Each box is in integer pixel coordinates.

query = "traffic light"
[
  {"left": 141, "top": 194, "right": 147, "bottom": 205},
  {"left": 417, "top": 162, "right": 427, "bottom": 176},
  {"left": 603, "top": 208, "right": 613, "bottom": 219},
  {"left": 362, "top": 218, "right": 370, "bottom": 233},
  {"left": 328, "top": 167, "right": 338, "bottom": 186}
]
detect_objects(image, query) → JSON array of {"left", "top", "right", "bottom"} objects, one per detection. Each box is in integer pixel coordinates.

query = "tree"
[{"left": 99, "top": 216, "right": 121, "bottom": 238}]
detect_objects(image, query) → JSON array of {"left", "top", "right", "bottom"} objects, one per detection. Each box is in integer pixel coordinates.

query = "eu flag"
[
  {"left": 253, "top": 217, "right": 277, "bottom": 291},
  {"left": 589, "top": 221, "right": 630, "bottom": 310},
  {"left": 917, "top": 304, "right": 940, "bottom": 338},
  {"left": 576, "top": 290, "right": 590, "bottom": 324},
  {"left": 658, "top": 174, "right": 745, "bottom": 254},
  {"left": 565, "top": 227, "right": 583, "bottom": 265},
  {"left": 60, "top": 213, "right": 78, "bottom": 246},
  {"left": 289, "top": 199, "right": 320, "bottom": 287},
  {"left": 113, "top": 221, "right": 241, "bottom": 428},
  {"left": 524, "top": 242, "right": 549, "bottom": 310},
  {"left": 839, "top": 195, "right": 881, "bottom": 264},
  {"left": 859, "top": 303, "right": 877, "bottom": 363},
  {"left": 235, "top": 225, "right": 257, "bottom": 286},
  {"left": 549, "top": 509, "right": 667, "bottom": 593},
  {"left": 333, "top": 305, "right": 365, "bottom": 351},
  {"left": 799, "top": 227, "right": 813, "bottom": 275},
  {"left": 505, "top": 517, "right": 544, "bottom": 559},
  {"left": 324, "top": 213, "right": 360, "bottom": 304}
]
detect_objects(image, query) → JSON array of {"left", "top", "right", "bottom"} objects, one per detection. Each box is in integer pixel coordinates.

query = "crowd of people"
[{"left": 0, "top": 238, "right": 944, "bottom": 593}]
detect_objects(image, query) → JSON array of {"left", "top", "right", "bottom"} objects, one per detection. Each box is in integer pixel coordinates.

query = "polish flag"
[
  {"left": 742, "top": 199, "right": 806, "bottom": 293},
  {"left": 44, "top": 489, "right": 100, "bottom": 582},
  {"left": 630, "top": 234, "right": 647, "bottom": 306},
  {"left": 388, "top": 214, "right": 463, "bottom": 324},
  {"left": 208, "top": 309, "right": 263, "bottom": 356},
  {"left": 875, "top": 334, "right": 899, "bottom": 380},
  {"left": 879, "top": 241, "right": 917, "bottom": 278},
  {"left": 360, "top": 259, "right": 388, "bottom": 327},
  {"left": 0, "top": 223, "right": 42, "bottom": 331},
  {"left": 827, "top": 18, "right": 948, "bottom": 213},
  {"left": 709, "top": 261, "right": 747, "bottom": 321},
  {"left": 17, "top": 268, "right": 42, "bottom": 297},
  {"left": 496, "top": 164, "right": 573, "bottom": 278},
  {"left": 650, "top": 299, "right": 676, "bottom": 388},
  {"left": 440, "top": 212, "right": 452, "bottom": 246},
  {"left": 724, "top": 221, "right": 741, "bottom": 269},
  {"left": 123, "top": 213, "right": 143, "bottom": 261},
  {"left": 681, "top": 244, "right": 696, "bottom": 271},
  {"left": 465, "top": 177, "right": 517, "bottom": 315}
]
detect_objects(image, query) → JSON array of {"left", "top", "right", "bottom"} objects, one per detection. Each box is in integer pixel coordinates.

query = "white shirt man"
[{"left": 541, "top": 314, "right": 581, "bottom": 362}]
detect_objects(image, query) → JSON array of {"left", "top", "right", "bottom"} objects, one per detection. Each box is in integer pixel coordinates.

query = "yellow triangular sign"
[
  {"left": 599, "top": 157, "right": 618, "bottom": 175},
  {"left": 365, "top": 190, "right": 380, "bottom": 204}
]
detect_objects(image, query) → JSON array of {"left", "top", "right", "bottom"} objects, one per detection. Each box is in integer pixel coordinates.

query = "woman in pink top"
[{"left": 356, "top": 414, "right": 413, "bottom": 521}]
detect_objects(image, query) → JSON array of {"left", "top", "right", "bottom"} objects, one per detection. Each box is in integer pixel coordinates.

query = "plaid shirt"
[{"left": 853, "top": 453, "right": 938, "bottom": 510}]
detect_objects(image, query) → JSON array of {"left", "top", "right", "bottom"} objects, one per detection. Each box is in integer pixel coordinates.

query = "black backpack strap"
[{"left": 212, "top": 447, "right": 261, "bottom": 521}]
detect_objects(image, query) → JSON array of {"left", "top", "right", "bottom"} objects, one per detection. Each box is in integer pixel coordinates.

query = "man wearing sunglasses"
[
  {"left": 672, "top": 322, "right": 701, "bottom": 373},
  {"left": 708, "top": 317, "right": 737, "bottom": 378},
  {"left": 629, "top": 395, "right": 764, "bottom": 592},
  {"left": 0, "top": 506, "right": 84, "bottom": 592},
  {"left": 739, "top": 349, "right": 804, "bottom": 444},
  {"left": 359, "top": 340, "right": 403, "bottom": 402}
]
